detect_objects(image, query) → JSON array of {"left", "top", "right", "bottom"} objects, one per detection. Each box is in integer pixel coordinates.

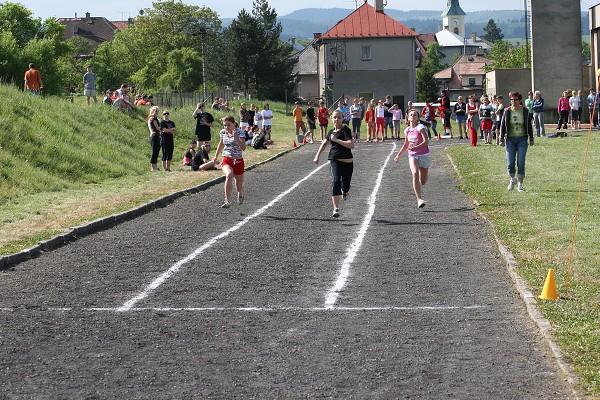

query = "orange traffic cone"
[
  {"left": 293, "top": 140, "right": 297, "bottom": 148},
  {"left": 539, "top": 268, "right": 559, "bottom": 300}
]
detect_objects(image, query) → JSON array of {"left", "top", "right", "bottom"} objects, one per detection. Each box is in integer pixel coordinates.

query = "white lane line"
[
  {"left": 324, "top": 143, "right": 397, "bottom": 309},
  {"left": 117, "top": 161, "right": 331, "bottom": 312},
  {"left": 0, "top": 305, "right": 488, "bottom": 313}
]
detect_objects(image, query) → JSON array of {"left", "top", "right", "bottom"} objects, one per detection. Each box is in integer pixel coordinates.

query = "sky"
[{"left": 18, "top": 0, "right": 597, "bottom": 21}]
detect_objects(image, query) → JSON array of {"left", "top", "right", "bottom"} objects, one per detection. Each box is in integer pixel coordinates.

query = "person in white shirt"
[{"left": 261, "top": 103, "right": 274, "bottom": 142}]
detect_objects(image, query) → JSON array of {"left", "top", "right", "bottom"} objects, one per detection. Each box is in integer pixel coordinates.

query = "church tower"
[{"left": 442, "top": 0, "right": 466, "bottom": 37}]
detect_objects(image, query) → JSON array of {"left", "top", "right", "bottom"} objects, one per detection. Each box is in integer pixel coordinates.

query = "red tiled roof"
[
  {"left": 57, "top": 16, "right": 119, "bottom": 45},
  {"left": 111, "top": 21, "right": 129, "bottom": 30},
  {"left": 321, "top": 2, "right": 417, "bottom": 39}
]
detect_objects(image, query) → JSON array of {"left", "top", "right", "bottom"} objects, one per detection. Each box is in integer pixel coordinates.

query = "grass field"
[
  {"left": 447, "top": 135, "right": 599, "bottom": 396},
  {"left": 0, "top": 85, "right": 598, "bottom": 396}
]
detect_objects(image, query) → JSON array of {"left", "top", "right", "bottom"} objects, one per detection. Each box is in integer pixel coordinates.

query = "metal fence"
[{"left": 152, "top": 88, "right": 247, "bottom": 110}]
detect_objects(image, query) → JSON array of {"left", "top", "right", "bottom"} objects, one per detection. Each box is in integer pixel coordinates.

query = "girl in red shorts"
[{"left": 213, "top": 116, "right": 247, "bottom": 208}]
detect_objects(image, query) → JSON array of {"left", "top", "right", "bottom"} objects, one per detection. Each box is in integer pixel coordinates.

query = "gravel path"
[{"left": 0, "top": 140, "right": 575, "bottom": 399}]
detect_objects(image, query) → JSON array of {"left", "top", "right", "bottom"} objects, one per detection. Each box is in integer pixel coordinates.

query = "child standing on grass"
[
  {"left": 394, "top": 110, "right": 430, "bottom": 209},
  {"left": 212, "top": 116, "right": 246, "bottom": 208},
  {"left": 313, "top": 109, "right": 355, "bottom": 218},
  {"left": 479, "top": 95, "right": 494, "bottom": 144}
]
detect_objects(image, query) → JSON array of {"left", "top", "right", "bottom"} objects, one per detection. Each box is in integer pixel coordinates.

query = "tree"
[
  {"left": 0, "top": 3, "right": 72, "bottom": 95},
  {"left": 216, "top": 0, "right": 296, "bottom": 100},
  {"left": 482, "top": 19, "right": 504, "bottom": 43},
  {"left": 416, "top": 42, "right": 445, "bottom": 102},
  {"left": 94, "top": 0, "right": 221, "bottom": 93},
  {"left": 482, "top": 40, "right": 529, "bottom": 71}
]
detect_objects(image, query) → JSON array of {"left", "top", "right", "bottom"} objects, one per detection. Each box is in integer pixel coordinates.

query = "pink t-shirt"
[{"left": 405, "top": 123, "right": 429, "bottom": 156}]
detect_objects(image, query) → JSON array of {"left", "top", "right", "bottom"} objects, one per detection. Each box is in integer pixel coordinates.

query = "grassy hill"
[{"left": 0, "top": 84, "right": 292, "bottom": 255}]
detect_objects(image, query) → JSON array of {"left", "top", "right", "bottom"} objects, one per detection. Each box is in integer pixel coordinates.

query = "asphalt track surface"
[{"left": 0, "top": 140, "right": 575, "bottom": 399}]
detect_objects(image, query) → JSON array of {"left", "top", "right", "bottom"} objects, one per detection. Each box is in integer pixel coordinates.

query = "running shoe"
[
  {"left": 417, "top": 199, "right": 426, "bottom": 208},
  {"left": 221, "top": 200, "right": 231, "bottom": 209},
  {"left": 332, "top": 208, "right": 340, "bottom": 218},
  {"left": 507, "top": 178, "right": 517, "bottom": 191}
]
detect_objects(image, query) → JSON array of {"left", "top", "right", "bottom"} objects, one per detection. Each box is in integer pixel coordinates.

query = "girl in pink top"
[{"left": 394, "top": 109, "right": 430, "bottom": 209}]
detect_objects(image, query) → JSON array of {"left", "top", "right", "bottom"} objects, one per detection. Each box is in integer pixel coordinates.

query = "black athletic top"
[{"left": 327, "top": 125, "right": 353, "bottom": 160}]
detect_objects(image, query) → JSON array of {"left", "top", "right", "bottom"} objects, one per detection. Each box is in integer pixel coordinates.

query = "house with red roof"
[
  {"left": 313, "top": 0, "right": 417, "bottom": 110},
  {"left": 433, "top": 53, "right": 491, "bottom": 100}
]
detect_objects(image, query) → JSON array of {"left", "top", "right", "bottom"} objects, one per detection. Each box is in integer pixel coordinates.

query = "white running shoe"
[
  {"left": 517, "top": 183, "right": 525, "bottom": 192},
  {"left": 507, "top": 178, "right": 517, "bottom": 191},
  {"left": 417, "top": 199, "right": 426, "bottom": 208},
  {"left": 221, "top": 200, "right": 231, "bottom": 209},
  {"left": 331, "top": 208, "right": 340, "bottom": 218}
]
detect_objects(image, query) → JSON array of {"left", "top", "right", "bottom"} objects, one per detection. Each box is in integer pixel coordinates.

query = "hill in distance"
[{"left": 220, "top": 8, "right": 588, "bottom": 41}]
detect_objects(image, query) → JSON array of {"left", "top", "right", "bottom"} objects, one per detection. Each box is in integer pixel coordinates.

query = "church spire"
[{"left": 442, "top": 0, "right": 466, "bottom": 17}]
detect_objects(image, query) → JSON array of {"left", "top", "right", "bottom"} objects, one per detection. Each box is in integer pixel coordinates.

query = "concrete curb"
[
  {"left": 0, "top": 147, "right": 295, "bottom": 271},
  {"left": 446, "top": 151, "right": 582, "bottom": 400}
]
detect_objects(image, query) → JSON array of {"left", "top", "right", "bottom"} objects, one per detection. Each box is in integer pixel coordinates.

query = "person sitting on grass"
[
  {"left": 191, "top": 142, "right": 217, "bottom": 171},
  {"left": 251, "top": 127, "right": 268, "bottom": 149},
  {"left": 179, "top": 140, "right": 196, "bottom": 167}
]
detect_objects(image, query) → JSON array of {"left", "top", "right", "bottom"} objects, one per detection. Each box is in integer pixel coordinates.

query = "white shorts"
[
  {"left": 409, "top": 153, "right": 430, "bottom": 169},
  {"left": 84, "top": 88, "right": 96, "bottom": 97}
]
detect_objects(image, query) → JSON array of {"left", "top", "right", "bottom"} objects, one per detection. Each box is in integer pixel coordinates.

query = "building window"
[
  {"left": 361, "top": 46, "right": 371, "bottom": 61},
  {"left": 469, "top": 78, "right": 476, "bottom": 86}
]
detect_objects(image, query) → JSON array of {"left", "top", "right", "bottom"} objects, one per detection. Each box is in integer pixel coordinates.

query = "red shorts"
[
  {"left": 221, "top": 156, "right": 245, "bottom": 175},
  {"left": 481, "top": 120, "right": 493, "bottom": 130}
]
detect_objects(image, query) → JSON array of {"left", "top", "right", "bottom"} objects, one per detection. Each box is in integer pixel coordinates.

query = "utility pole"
[{"left": 199, "top": 27, "right": 208, "bottom": 102}]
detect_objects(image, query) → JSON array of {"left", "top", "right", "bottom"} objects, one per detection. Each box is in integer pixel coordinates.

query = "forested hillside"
[{"left": 221, "top": 8, "right": 589, "bottom": 41}]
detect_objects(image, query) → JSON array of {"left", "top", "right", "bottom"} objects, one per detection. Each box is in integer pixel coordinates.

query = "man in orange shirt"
[{"left": 24, "top": 63, "right": 43, "bottom": 95}]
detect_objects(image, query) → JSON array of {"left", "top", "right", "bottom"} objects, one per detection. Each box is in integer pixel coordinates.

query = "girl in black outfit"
[
  {"left": 313, "top": 109, "right": 355, "bottom": 218},
  {"left": 159, "top": 110, "right": 177, "bottom": 171},
  {"left": 147, "top": 106, "right": 161, "bottom": 171}
]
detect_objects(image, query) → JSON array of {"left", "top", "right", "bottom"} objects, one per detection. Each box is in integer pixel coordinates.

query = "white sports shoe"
[
  {"left": 507, "top": 178, "right": 517, "bottom": 191},
  {"left": 417, "top": 199, "right": 426, "bottom": 208},
  {"left": 221, "top": 200, "right": 231, "bottom": 209},
  {"left": 517, "top": 183, "right": 525, "bottom": 192},
  {"left": 331, "top": 208, "right": 340, "bottom": 218}
]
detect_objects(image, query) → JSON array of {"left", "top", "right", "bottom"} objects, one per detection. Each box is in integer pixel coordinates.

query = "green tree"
[
  {"left": 482, "top": 19, "right": 504, "bottom": 42},
  {"left": 0, "top": 2, "right": 39, "bottom": 46},
  {"left": 482, "top": 40, "right": 529, "bottom": 71},
  {"left": 416, "top": 42, "right": 445, "bottom": 102},
  {"left": 94, "top": 0, "right": 221, "bottom": 93},
  {"left": 0, "top": 3, "right": 71, "bottom": 94},
  {"left": 157, "top": 48, "right": 202, "bottom": 91},
  {"left": 583, "top": 41, "right": 591, "bottom": 64},
  {"left": 217, "top": 0, "right": 296, "bottom": 101}
]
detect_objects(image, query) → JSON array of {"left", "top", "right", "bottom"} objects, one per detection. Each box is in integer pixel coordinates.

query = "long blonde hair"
[{"left": 147, "top": 105, "right": 159, "bottom": 120}]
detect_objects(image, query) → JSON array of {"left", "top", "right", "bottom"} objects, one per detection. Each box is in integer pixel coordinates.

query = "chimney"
[
  {"left": 85, "top": 12, "right": 91, "bottom": 19},
  {"left": 313, "top": 33, "right": 322, "bottom": 39},
  {"left": 291, "top": 37, "right": 296, "bottom": 45},
  {"left": 375, "top": 0, "right": 384, "bottom": 13},
  {"left": 471, "top": 32, "right": 477, "bottom": 42}
]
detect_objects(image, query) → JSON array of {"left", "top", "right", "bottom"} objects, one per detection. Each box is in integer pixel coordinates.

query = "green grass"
[
  {"left": 0, "top": 84, "right": 597, "bottom": 396},
  {"left": 0, "top": 84, "right": 295, "bottom": 254},
  {"left": 447, "top": 136, "right": 599, "bottom": 397}
]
